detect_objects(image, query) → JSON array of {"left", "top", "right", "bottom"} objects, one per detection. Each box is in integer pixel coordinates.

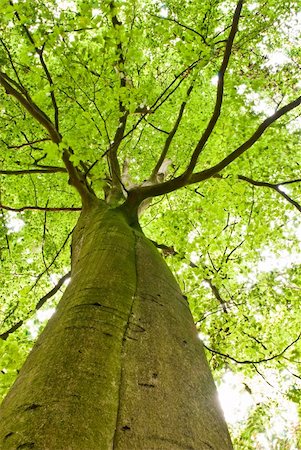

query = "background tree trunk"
[{"left": 0, "top": 203, "right": 233, "bottom": 449}]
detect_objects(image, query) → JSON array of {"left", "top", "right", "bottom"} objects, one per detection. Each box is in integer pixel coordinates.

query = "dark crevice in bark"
[
  {"left": 112, "top": 229, "right": 139, "bottom": 449},
  {"left": 144, "top": 294, "right": 164, "bottom": 306},
  {"left": 16, "top": 444, "right": 35, "bottom": 449},
  {"left": 127, "top": 322, "right": 145, "bottom": 333},
  {"left": 4, "top": 432, "right": 14, "bottom": 440},
  {"left": 139, "top": 280, "right": 189, "bottom": 307},
  {"left": 64, "top": 325, "right": 98, "bottom": 331},
  {"left": 138, "top": 382, "right": 155, "bottom": 388},
  {"left": 71, "top": 302, "right": 129, "bottom": 321},
  {"left": 123, "top": 335, "right": 138, "bottom": 341},
  {"left": 23, "top": 404, "right": 42, "bottom": 411},
  {"left": 64, "top": 323, "right": 125, "bottom": 333}
]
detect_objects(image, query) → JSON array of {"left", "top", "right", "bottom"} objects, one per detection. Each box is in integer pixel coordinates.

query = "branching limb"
[
  {"left": 183, "top": 0, "right": 244, "bottom": 178},
  {"left": 104, "top": 2, "right": 129, "bottom": 197},
  {"left": 107, "top": 112, "right": 127, "bottom": 189},
  {"left": 0, "top": 272, "right": 71, "bottom": 341},
  {"left": 58, "top": 86, "right": 104, "bottom": 138},
  {"left": 0, "top": 168, "right": 66, "bottom": 175},
  {"left": 151, "top": 84, "right": 194, "bottom": 180},
  {"left": 144, "top": 120, "right": 169, "bottom": 135},
  {"left": 203, "top": 278, "right": 228, "bottom": 313},
  {"left": 122, "top": 58, "right": 200, "bottom": 141},
  {"left": 0, "top": 38, "right": 28, "bottom": 96},
  {"left": 212, "top": 172, "right": 301, "bottom": 214},
  {"left": 0, "top": 32, "right": 95, "bottom": 204},
  {"left": 125, "top": 93, "right": 301, "bottom": 206},
  {"left": 151, "top": 60, "right": 200, "bottom": 112},
  {"left": 0, "top": 72, "right": 96, "bottom": 204},
  {"left": 203, "top": 331, "right": 301, "bottom": 364},
  {"left": 10, "top": 0, "right": 59, "bottom": 130},
  {"left": 31, "top": 226, "right": 75, "bottom": 289},
  {"left": 0, "top": 204, "right": 81, "bottom": 212},
  {"left": 0, "top": 71, "right": 30, "bottom": 99},
  {"left": 150, "top": 14, "right": 208, "bottom": 45},
  {"left": 6, "top": 138, "right": 50, "bottom": 149},
  {"left": 252, "top": 364, "right": 276, "bottom": 389},
  {"left": 190, "top": 95, "right": 301, "bottom": 183},
  {"left": 0, "top": 72, "right": 60, "bottom": 143},
  {"left": 242, "top": 331, "right": 268, "bottom": 351},
  {"left": 61, "top": 149, "right": 97, "bottom": 205},
  {"left": 236, "top": 174, "right": 301, "bottom": 213}
]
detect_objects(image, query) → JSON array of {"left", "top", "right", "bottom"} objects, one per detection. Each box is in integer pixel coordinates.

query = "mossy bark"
[{"left": 0, "top": 202, "right": 233, "bottom": 449}]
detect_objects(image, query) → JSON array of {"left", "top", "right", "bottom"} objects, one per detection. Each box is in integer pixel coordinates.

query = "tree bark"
[{"left": 0, "top": 202, "right": 233, "bottom": 449}]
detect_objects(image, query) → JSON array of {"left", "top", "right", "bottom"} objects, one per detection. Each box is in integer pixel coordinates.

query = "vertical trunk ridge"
[{"left": 112, "top": 228, "right": 138, "bottom": 449}]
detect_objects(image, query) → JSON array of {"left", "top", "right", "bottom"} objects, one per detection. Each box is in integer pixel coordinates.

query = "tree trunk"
[{"left": 0, "top": 202, "right": 233, "bottom": 449}]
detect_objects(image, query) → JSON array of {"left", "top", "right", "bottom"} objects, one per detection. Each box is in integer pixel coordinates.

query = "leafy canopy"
[{"left": 1, "top": 0, "right": 301, "bottom": 445}]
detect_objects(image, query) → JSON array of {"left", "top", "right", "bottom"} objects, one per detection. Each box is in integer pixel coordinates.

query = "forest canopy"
[{"left": 1, "top": 0, "right": 301, "bottom": 446}]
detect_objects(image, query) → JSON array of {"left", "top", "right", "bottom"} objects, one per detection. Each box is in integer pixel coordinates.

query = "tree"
[{"left": 0, "top": 0, "right": 301, "bottom": 447}]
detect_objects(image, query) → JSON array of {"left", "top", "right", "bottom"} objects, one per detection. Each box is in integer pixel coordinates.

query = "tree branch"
[
  {"left": 203, "top": 331, "right": 301, "bottom": 365},
  {"left": 0, "top": 10, "right": 96, "bottom": 205},
  {"left": 125, "top": 93, "right": 301, "bottom": 205},
  {"left": 122, "top": 58, "right": 200, "bottom": 141},
  {"left": 236, "top": 174, "right": 301, "bottom": 213},
  {"left": 150, "top": 14, "right": 208, "bottom": 45},
  {"left": 144, "top": 120, "right": 169, "bottom": 135},
  {"left": 0, "top": 72, "right": 96, "bottom": 204},
  {"left": 203, "top": 278, "right": 228, "bottom": 313},
  {"left": 61, "top": 149, "right": 97, "bottom": 205},
  {"left": 6, "top": 138, "right": 50, "bottom": 149},
  {"left": 0, "top": 272, "right": 71, "bottom": 341},
  {"left": 0, "top": 204, "right": 81, "bottom": 212},
  {"left": 106, "top": 1, "right": 128, "bottom": 193},
  {"left": 0, "top": 168, "right": 66, "bottom": 175},
  {"left": 0, "top": 72, "right": 61, "bottom": 143},
  {"left": 151, "top": 84, "right": 194, "bottom": 180},
  {"left": 152, "top": 78, "right": 186, "bottom": 115},
  {"left": 152, "top": 240, "right": 228, "bottom": 312},
  {"left": 190, "top": 96, "right": 301, "bottom": 183},
  {"left": 183, "top": 0, "right": 244, "bottom": 178},
  {"left": 0, "top": 38, "right": 28, "bottom": 97},
  {"left": 10, "top": 0, "right": 59, "bottom": 130}
]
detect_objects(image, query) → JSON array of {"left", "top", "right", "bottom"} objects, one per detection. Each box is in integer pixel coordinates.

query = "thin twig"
[
  {"left": 152, "top": 240, "right": 228, "bottom": 312},
  {"left": 150, "top": 14, "right": 208, "bottom": 44},
  {"left": 0, "top": 204, "right": 81, "bottom": 212},
  {"left": 0, "top": 168, "right": 66, "bottom": 175},
  {"left": 151, "top": 84, "right": 194, "bottom": 179},
  {"left": 6, "top": 138, "right": 50, "bottom": 149},
  {"left": 31, "top": 226, "right": 75, "bottom": 289},
  {"left": 122, "top": 58, "right": 201, "bottom": 140},
  {"left": 237, "top": 174, "right": 301, "bottom": 213},
  {"left": 203, "top": 332, "right": 301, "bottom": 364},
  {"left": 0, "top": 272, "right": 71, "bottom": 341}
]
